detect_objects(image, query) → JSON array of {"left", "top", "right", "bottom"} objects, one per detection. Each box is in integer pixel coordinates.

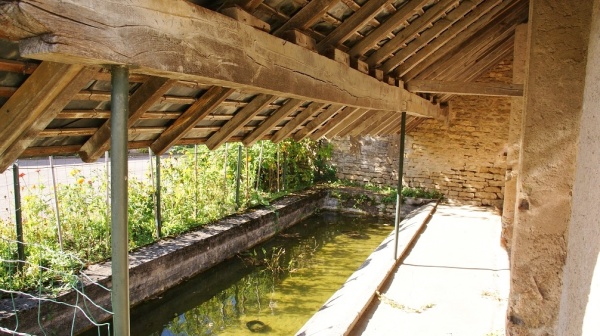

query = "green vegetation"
[
  {"left": 0, "top": 139, "right": 335, "bottom": 296},
  {"left": 330, "top": 179, "right": 444, "bottom": 204}
]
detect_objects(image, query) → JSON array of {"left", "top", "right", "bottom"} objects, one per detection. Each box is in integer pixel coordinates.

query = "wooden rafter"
[
  {"left": 0, "top": 65, "right": 99, "bottom": 172},
  {"left": 271, "top": 102, "right": 326, "bottom": 143},
  {"left": 273, "top": 0, "right": 339, "bottom": 36},
  {"left": 359, "top": 111, "right": 396, "bottom": 135},
  {"left": 377, "top": 113, "right": 404, "bottom": 135},
  {"left": 205, "top": 93, "right": 276, "bottom": 150},
  {"left": 79, "top": 76, "right": 177, "bottom": 162},
  {"left": 407, "top": 80, "right": 523, "bottom": 96},
  {"left": 400, "top": 0, "right": 525, "bottom": 80},
  {"left": 293, "top": 104, "right": 344, "bottom": 141},
  {"left": 379, "top": 0, "right": 490, "bottom": 74},
  {"left": 0, "top": 0, "right": 443, "bottom": 118},
  {"left": 326, "top": 108, "right": 370, "bottom": 138},
  {"left": 310, "top": 107, "right": 360, "bottom": 140},
  {"left": 348, "top": 0, "right": 430, "bottom": 59},
  {"left": 150, "top": 86, "right": 234, "bottom": 155},
  {"left": 242, "top": 98, "right": 304, "bottom": 147},
  {"left": 0, "top": 62, "right": 97, "bottom": 172},
  {"left": 367, "top": 0, "right": 458, "bottom": 67},
  {"left": 316, "top": 0, "right": 390, "bottom": 52},
  {"left": 370, "top": 112, "right": 400, "bottom": 135},
  {"left": 336, "top": 110, "right": 374, "bottom": 137},
  {"left": 348, "top": 110, "right": 388, "bottom": 136}
]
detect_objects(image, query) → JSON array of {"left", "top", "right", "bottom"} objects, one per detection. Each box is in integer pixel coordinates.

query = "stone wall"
[{"left": 330, "top": 60, "right": 512, "bottom": 207}]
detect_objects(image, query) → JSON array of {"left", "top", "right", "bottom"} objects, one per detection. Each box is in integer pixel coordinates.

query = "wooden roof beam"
[
  {"left": 309, "top": 106, "right": 360, "bottom": 140},
  {"left": 407, "top": 80, "right": 523, "bottom": 97},
  {"left": 150, "top": 86, "right": 234, "bottom": 155},
  {"left": 348, "top": 0, "right": 430, "bottom": 59},
  {"left": 273, "top": 0, "right": 339, "bottom": 36},
  {"left": 380, "top": 0, "right": 492, "bottom": 74},
  {"left": 0, "top": 0, "right": 444, "bottom": 118},
  {"left": 366, "top": 0, "right": 459, "bottom": 67},
  {"left": 336, "top": 110, "right": 375, "bottom": 137},
  {"left": 316, "top": 0, "right": 390, "bottom": 52},
  {"left": 205, "top": 93, "right": 276, "bottom": 150},
  {"left": 327, "top": 108, "right": 370, "bottom": 138},
  {"left": 79, "top": 76, "right": 177, "bottom": 162},
  {"left": 359, "top": 111, "right": 396, "bottom": 135},
  {"left": 371, "top": 112, "right": 401, "bottom": 135},
  {"left": 271, "top": 102, "right": 326, "bottom": 143},
  {"left": 400, "top": 0, "right": 526, "bottom": 80},
  {"left": 293, "top": 104, "right": 344, "bottom": 141},
  {"left": 377, "top": 113, "right": 403, "bottom": 135},
  {"left": 0, "top": 64, "right": 98, "bottom": 172},
  {"left": 348, "top": 111, "right": 389, "bottom": 136},
  {"left": 242, "top": 98, "right": 303, "bottom": 147}
]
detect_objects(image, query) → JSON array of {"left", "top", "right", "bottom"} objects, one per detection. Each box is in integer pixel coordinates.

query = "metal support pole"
[
  {"left": 255, "top": 141, "right": 264, "bottom": 191},
  {"left": 105, "top": 151, "right": 110, "bottom": 223},
  {"left": 393, "top": 112, "right": 407, "bottom": 260},
  {"left": 154, "top": 153, "right": 162, "bottom": 238},
  {"left": 12, "top": 163, "right": 25, "bottom": 270},
  {"left": 194, "top": 144, "right": 198, "bottom": 220},
  {"left": 282, "top": 152, "right": 287, "bottom": 191},
  {"left": 235, "top": 145, "right": 242, "bottom": 209},
  {"left": 110, "top": 65, "right": 130, "bottom": 336},
  {"left": 49, "top": 156, "right": 64, "bottom": 251}
]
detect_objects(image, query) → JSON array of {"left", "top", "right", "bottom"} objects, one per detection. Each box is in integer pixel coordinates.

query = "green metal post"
[
  {"left": 154, "top": 153, "right": 162, "bottom": 238},
  {"left": 12, "top": 163, "right": 25, "bottom": 270},
  {"left": 393, "top": 112, "right": 407, "bottom": 260},
  {"left": 49, "top": 156, "right": 64, "bottom": 251},
  {"left": 235, "top": 145, "right": 242, "bottom": 209},
  {"left": 110, "top": 65, "right": 130, "bottom": 336}
]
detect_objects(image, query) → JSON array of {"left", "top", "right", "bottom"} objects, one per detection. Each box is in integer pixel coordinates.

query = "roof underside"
[{"left": 0, "top": 0, "right": 528, "bottom": 171}]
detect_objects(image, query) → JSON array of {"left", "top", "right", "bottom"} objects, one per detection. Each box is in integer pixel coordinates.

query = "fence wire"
[{"left": 0, "top": 140, "right": 332, "bottom": 334}]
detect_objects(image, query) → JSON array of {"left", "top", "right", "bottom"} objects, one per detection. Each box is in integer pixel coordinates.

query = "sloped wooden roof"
[{"left": 0, "top": 0, "right": 527, "bottom": 171}]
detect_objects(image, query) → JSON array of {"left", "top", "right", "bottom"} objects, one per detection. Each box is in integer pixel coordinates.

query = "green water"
[{"left": 87, "top": 211, "right": 392, "bottom": 335}]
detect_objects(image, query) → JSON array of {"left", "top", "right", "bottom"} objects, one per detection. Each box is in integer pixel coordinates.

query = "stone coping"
[{"left": 296, "top": 202, "right": 438, "bottom": 336}]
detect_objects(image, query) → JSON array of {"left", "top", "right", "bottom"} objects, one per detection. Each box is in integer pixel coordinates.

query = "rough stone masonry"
[{"left": 330, "top": 59, "right": 513, "bottom": 208}]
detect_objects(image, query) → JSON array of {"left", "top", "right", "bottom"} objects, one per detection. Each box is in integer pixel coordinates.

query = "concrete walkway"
[{"left": 353, "top": 205, "right": 510, "bottom": 336}]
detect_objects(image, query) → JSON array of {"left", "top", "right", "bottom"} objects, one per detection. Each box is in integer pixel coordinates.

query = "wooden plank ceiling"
[{"left": 0, "top": 0, "right": 528, "bottom": 171}]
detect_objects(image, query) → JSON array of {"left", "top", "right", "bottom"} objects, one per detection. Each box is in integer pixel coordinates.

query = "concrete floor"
[{"left": 353, "top": 205, "right": 510, "bottom": 336}]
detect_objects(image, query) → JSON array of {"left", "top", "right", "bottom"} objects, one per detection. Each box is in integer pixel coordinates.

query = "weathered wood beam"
[
  {"left": 242, "top": 98, "right": 303, "bottom": 147},
  {"left": 0, "top": 61, "right": 97, "bottom": 172},
  {"left": 271, "top": 102, "right": 326, "bottom": 143},
  {"left": 326, "top": 108, "right": 369, "bottom": 138},
  {"left": 273, "top": 0, "right": 339, "bottom": 36},
  {"left": 380, "top": 0, "right": 489, "bottom": 74},
  {"left": 79, "top": 76, "right": 177, "bottom": 162},
  {"left": 435, "top": 38, "right": 514, "bottom": 102},
  {"left": 366, "top": 0, "right": 458, "bottom": 67},
  {"left": 405, "top": 117, "right": 427, "bottom": 133},
  {"left": 39, "top": 126, "right": 166, "bottom": 137},
  {"left": 401, "top": 0, "right": 525, "bottom": 80},
  {"left": 375, "top": 114, "right": 402, "bottom": 135},
  {"left": 359, "top": 111, "right": 395, "bottom": 135},
  {"left": 336, "top": 110, "right": 375, "bottom": 137},
  {"left": 348, "top": 110, "right": 389, "bottom": 136},
  {"left": 348, "top": 0, "right": 430, "bottom": 59},
  {"left": 205, "top": 93, "right": 276, "bottom": 150},
  {"left": 406, "top": 80, "right": 523, "bottom": 96},
  {"left": 310, "top": 106, "right": 360, "bottom": 140},
  {"left": 316, "top": 0, "right": 390, "bottom": 52},
  {"left": 293, "top": 104, "right": 344, "bottom": 141},
  {"left": 0, "top": 62, "right": 99, "bottom": 171},
  {"left": 150, "top": 86, "right": 234, "bottom": 155},
  {"left": 370, "top": 112, "right": 400, "bottom": 135},
  {"left": 1, "top": 0, "right": 443, "bottom": 118},
  {"left": 0, "top": 86, "right": 17, "bottom": 97}
]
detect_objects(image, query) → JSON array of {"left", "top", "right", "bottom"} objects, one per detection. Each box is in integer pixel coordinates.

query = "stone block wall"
[{"left": 330, "top": 60, "right": 512, "bottom": 207}]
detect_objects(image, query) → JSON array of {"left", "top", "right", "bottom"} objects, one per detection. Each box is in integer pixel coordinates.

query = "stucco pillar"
[
  {"left": 501, "top": 24, "right": 527, "bottom": 254},
  {"left": 507, "top": 1, "right": 594, "bottom": 334},
  {"left": 557, "top": 0, "right": 600, "bottom": 334}
]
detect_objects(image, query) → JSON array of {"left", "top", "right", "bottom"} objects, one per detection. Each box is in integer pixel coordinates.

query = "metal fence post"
[
  {"left": 194, "top": 144, "right": 198, "bottom": 220},
  {"left": 12, "top": 163, "right": 25, "bottom": 270},
  {"left": 110, "top": 65, "right": 131, "bottom": 336},
  {"left": 393, "top": 112, "right": 407, "bottom": 260},
  {"left": 49, "top": 156, "right": 64, "bottom": 251}
]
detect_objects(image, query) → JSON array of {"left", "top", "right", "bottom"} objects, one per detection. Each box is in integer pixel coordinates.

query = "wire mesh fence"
[{"left": 0, "top": 139, "right": 335, "bottom": 335}]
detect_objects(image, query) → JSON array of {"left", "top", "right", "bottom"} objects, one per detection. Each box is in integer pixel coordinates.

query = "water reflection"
[{"left": 82, "top": 212, "right": 391, "bottom": 336}]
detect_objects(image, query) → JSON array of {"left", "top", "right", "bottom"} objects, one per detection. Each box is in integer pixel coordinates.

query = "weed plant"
[{"left": 0, "top": 139, "right": 335, "bottom": 296}]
